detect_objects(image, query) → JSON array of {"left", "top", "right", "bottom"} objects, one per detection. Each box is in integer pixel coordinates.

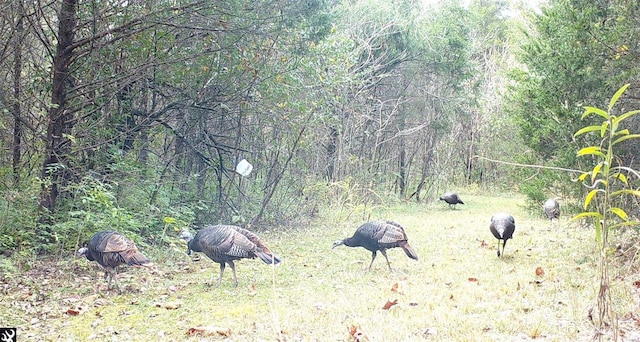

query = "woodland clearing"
[{"left": 2, "top": 193, "right": 640, "bottom": 341}]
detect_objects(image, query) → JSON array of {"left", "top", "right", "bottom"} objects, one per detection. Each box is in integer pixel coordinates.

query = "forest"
[{"left": 1, "top": 0, "right": 640, "bottom": 340}]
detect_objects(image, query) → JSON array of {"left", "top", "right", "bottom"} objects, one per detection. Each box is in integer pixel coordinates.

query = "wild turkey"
[
  {"left": 439, "top": 192, "right": 464, "bottom": 209},
  {"left": 77, "top": 230, "right": 153, "bottom": 293},
  {"left": 543, "top": 198, "right": 560, "bottom": 222},
  {"left": 332, "top": 220, "right": 418, "bottom": 271},
  {"left": 489, "top": 212, "right": 516, "bottom": 258},
  {"left": 183, "top": 225, "right": 281, "bottom": 287}
]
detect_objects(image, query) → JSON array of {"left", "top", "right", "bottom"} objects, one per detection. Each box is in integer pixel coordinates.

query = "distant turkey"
[
  {"left": 77, "top": 230, "right": 153, "bottom": 293},
  {"left": 332, "top": 220, "right": 418, "bottom": 272},
  {"left": 183, "top": 225, "right": 281, "bottom": 287},
  {"left": 543, "top": 198, "right": 560, "bottom": 222},
  {"left": 489, "top": 212, "right": 516, "bottom": 258},
  {"left": 439, "top": 192, "right": 464, "bottom": 209}
]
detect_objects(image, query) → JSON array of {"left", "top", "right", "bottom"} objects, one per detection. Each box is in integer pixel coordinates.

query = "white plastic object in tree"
[{"left": 235, "top": 159, "right": 253, "bottom": 176}]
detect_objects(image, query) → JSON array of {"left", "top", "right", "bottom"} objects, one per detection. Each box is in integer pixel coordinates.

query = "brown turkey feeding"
[
  {"left": 183, "top": 225, "right": 281, "bottom": 287},
  {"left": 332, "top": 220, "right": 418, "bottom": 271},
  {"left": 77, "top": 230, "right": 153, "bottom": 293},
  {"left": 439, "top": 192, "right": 464, "bottom": 209}
]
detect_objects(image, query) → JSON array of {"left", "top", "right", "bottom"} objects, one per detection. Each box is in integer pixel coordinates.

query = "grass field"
[{"left": 2, "top": 192, "right": 640, "bottom": 341}]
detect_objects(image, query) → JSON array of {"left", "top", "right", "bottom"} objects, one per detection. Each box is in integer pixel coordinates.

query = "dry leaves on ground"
[
  {"left": 349, "top": 325, "right": 370, "bottom": 341},
  {"left": 382, "top": 299, "right": 398, "bottom": 310},
  {"left": 186, "top": 326, "right": 232, "bottom": 337}
]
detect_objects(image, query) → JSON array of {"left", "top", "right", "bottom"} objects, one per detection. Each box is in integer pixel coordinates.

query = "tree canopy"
[{"left": 0, "top": 0, "right": 639, "bottom": 255}]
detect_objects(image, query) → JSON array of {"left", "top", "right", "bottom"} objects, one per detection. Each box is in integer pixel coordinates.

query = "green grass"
[{"left": 2, "top": 193, "right": 639, "bottom": 340}]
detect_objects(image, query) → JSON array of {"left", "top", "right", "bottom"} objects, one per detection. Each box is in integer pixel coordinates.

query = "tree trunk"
[
  {"left": 12, "top": 1, "right": 24, "bottom": 185},
  {"left": 326, "top": 126, "right": 339, "bottom": 181},
  {"left": 415, "top": 133, "right": 435, "bottom": 202},
  {"left": 398, "top": 136, "right": 407, "bottom": 196},
  {"left": 39, "top": 0, "right": 78, "bottom": 214}
]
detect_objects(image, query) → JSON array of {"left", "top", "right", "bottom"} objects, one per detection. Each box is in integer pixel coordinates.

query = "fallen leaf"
[
  {"left": 186, "top": 326, "right": 231, "bottom": 337},
  {"left": 468, "top": 277, "right": 478, "bottom": 282},
  {"left": 247, "top": 284, "right": 257, "bottom": 296},
  {"left": 382, "top": 299, "right": 398, "bottom": 310},
  {"left": 155, "top": 301, "right": 181, "bottom": 310},
  {"left": 348, "top": 325, "right": 370, "bottom": 341},
  {"left": 390, "top": 281, "right": 405, "bottom": 294},
  {"left": 480, "top": 240, "right": 488, "bottom": 248},
  {"left": 517, "top": 282, "right": 521, "bottom": 291},
  {"left": 165, "top": 303, "right": 180, "bottom": 310},
  {"left": 633, "top": 280, "right": 640, "bottom": 288},
  {"left": 66, "top": 308, "right": 81, "bottom": 316},
  {"left": 535, "top": 267, "right": 545, "bottom": 276}
]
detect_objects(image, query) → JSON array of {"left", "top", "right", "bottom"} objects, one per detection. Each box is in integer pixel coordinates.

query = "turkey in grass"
[
  {"left": 332, "top": 220, "right": 418, "bottom": 271},
  {"left": 77, "top": 230, "right": 153, "bottom": 293},
  {"left": 543, "top": 198, "right": 560, "bottom": 222},
  {"left": 489, "top": 212, "right": 516, "bottom": 258},
  {"left": 182, "top": 225, "right": 281, "bottom": 287},
  {"left": 439, "top": 192, "right": 465, "bottom": 209}
]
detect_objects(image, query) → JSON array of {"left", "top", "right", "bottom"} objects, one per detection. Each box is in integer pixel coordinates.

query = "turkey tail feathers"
[
  {"left": 401, "top": 243, "right": 419, "bottom": 260},
  {"left": 256, "top": 250, "right": 281, "bottom": 265},
  {"left": 123, "top": 250, "right": 153, "bottom": 267}
]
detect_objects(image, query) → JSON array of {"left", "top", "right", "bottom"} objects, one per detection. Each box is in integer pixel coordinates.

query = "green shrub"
[{"left": 573, "top": 84, "right": 640, "bottom": 339}]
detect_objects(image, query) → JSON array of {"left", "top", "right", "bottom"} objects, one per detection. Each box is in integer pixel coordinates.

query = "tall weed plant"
[{"left": 573, "top": 84, "right": 640, "bottom": 341}]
